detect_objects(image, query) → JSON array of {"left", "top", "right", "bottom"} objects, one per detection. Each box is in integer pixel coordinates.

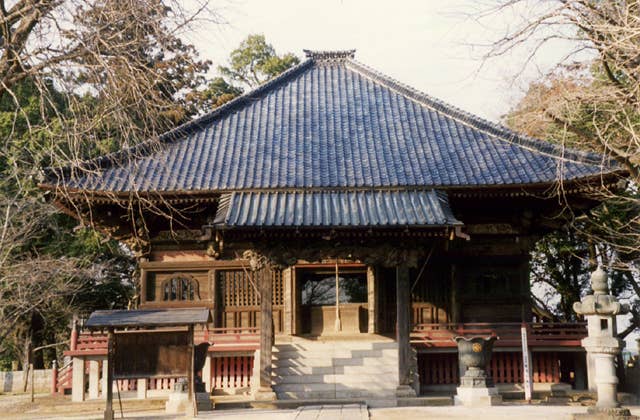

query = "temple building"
[{"left": 42, "top": 50, "right": 621, "bottom": 403}]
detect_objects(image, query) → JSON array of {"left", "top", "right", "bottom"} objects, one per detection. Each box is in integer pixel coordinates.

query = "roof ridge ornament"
[{"left": 303, "top": 49, "right": 356, "bottom": 62}]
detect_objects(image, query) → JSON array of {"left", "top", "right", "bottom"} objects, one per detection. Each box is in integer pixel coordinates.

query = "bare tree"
[
  {"left": 0, "top": 0, "right": 219, "bottom": 367},
  {"left": 488, "top": 1, "right": 640, "bottom": 173},
  {"left": 488, "top": 0, "right": 640, "bottom": 333}
]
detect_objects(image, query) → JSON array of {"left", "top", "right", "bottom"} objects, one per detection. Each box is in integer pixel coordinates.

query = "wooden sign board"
[{"left": 113, "top": 330, "right": 190, "bottom": 379}]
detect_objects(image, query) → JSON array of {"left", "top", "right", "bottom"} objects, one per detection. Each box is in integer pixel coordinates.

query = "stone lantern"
[{"left": 573, "top": 268, "right": 636, "bottom": 419}]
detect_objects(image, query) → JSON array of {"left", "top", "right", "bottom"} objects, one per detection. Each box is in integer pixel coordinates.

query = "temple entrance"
[{"left": 296, "top": 265, "right": 369, "bottom": 335}]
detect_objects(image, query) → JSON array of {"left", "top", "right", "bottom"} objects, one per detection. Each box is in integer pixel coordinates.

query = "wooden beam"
[
  {"left": 188, "top": 324, "right": 196, "bottom": 416},
  {"left": 450, "top": 264, "right": 459, "bottom": 324},
  {"left": 104, "top": 328, "right": 114, "bottom": 420},
  {"left": 396, "top": 265, "right": 411, "bottom": 387},
  {"left": 259, "top": 268, "right": 273, "bottom": 390}
]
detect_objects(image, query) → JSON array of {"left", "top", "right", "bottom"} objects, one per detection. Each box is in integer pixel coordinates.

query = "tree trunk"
[{"left": 22, "top": 333, "right": 32, "bottom": 393}]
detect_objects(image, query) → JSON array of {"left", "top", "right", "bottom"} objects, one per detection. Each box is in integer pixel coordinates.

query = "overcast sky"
[{"left": 188, "top": 0, "right": 581, "bottom": 123}]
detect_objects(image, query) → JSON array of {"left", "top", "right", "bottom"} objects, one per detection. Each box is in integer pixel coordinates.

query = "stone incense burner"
[{"left": 454, "top": 336, "right": 497, "bottom": 388}]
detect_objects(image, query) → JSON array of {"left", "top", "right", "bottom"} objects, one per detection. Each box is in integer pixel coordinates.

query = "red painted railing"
[
  {"left": 419, "top": 353, "right": 458, "bottom": 385},
  {"left": 411, "top": 322, "right": 587, "bottom": 348},
  {"left": 63, "top": 326, "right": 261, "bottom": 358},
  {"left": 196, "top": 327, "right": 260, "bottom": 352},
  {"left": 55, "top": 360, "right": 74, "bottom": 394},
  {"left": 418, "top": 351, "right": 563, "bottom": 385},
  {"left": 211, "top": 355, "right": 254, "bottom": 390},
  {"left": 65, "top": 332, "right": 109, "bottom": 357}
]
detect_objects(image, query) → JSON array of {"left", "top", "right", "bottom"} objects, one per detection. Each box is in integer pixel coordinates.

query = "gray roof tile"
[
  {"left": 213, "top": 190, "right": 461, "bottom": 228},
  {"left": 51, "top": 51, "right": 611, "bottom": 193}
]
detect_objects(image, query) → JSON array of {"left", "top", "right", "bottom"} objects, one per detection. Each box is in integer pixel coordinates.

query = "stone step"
[
  {"left": 273, "top": 365, "right": 398, "bottom": 376},
  {"left": 262, "top": 398, "right": 370, "bottom": 410},
  {"left": 276, "top": 389, "right": 397, "bottom": 400},
  {"left": 273, "top": 350, "right": 399, "bottom": 360},
  {"left": 274, "top": 383, "right": 336, "bottom": 393},
  {"left": 334, "top": 374, "right": 399, "bottom": 385},
  {"left": 273, "top": 373, "right": 399, "bottom": 385},
  {"left": 273, "top": 382, "right": 397, "bottom": 393},
  {"left": 396, "top": 396, "right": 454, "bottom": 407},
  {"left": 273, "top": 373, "right": 330, "bottom": 384},
  {"left": 276, "top": 390, "right": 337, "bottom": 400},
  {"left": 273, "top": 366, "right": 336, "bottom": 375},
  {"left": 272, "top": 340, "right": 399, "bottom": 402},
  {"left": 272, "top": 349, "right": 398, "bottom": 360},
  {"left": 341, "top": 365, "right": 398, "bottom": 375},
  {"left": 272, "top": 357, "right": 397, "bottom": 369},
  {"left": 274, "top": 341, "right": 397, "bottom": 351}
]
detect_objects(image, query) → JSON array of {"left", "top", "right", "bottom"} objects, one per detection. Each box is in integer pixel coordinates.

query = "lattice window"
[
  {"left": 162, "top": 275, "right": 200, "bottom": 301},
  {"left": 218, "top": 269, "right": 283, "bottom": 307},
  {"left": 272, "top": 270, "right": 283, "bottom": 306}
]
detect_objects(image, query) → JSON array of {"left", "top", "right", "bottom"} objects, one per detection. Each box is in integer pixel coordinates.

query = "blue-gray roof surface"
[
  {"left": 54, "top": 50, "right": 609, "bottom": 193},
  {"left": 213, "top": 190, "right": 462, "bottom": 228},
  {"left": 85, "top": 308, "right": 211, "bottom": 328}
]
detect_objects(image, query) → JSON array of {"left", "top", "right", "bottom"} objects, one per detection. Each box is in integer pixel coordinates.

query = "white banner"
[{"left": 521, "top": 326, "right": 533, "bottom": 401}]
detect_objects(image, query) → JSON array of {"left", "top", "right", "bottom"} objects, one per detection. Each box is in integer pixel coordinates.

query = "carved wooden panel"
[{"left": 145, "top": 270, "right": 210, "bottom": 303}]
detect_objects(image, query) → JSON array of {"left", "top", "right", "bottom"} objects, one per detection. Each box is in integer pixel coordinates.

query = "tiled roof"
[
  {"left": 50, "top": 50, "right": 611, "bottom": 193},
  {"left": 85, "top": 308, "right": 211, "bottom": 328},
  {"left": 213, "top": 190, "right": 462, "bottom": 228}
]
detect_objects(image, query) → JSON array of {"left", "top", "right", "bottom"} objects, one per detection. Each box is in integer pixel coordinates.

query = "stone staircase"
[{"left": 272, "top": 339, "right": 399, "bottom": 401}]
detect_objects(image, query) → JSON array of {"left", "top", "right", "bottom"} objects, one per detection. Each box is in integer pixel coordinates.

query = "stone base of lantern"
[
  {"left": 572, "top": 407, "right": 638, "bottom": 420},
  {"left": 459, "top": 367, "right": 494, "bottom": 388},
  {"left": 454, "top": 385, "right": 502, "bottom": 407}
]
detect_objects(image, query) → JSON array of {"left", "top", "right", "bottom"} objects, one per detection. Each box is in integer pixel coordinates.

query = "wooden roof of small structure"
[{"left": 85, "top": 308, "right": 211, "bottom": 329}]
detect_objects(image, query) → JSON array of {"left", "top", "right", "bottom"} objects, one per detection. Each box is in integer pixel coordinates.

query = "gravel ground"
[{"left": 2, "top": 393, "right": 640, "bottom": 420}]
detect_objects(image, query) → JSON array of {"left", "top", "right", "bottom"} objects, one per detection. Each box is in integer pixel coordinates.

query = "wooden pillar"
[
  {"left": 259, "top": 268, "right": 273, "bottom": 388},
  {"left": 140, "top": 269, "right": 147, "bottom": 305},
  {"left": 70, "top": 320, "right": 78, "bottom": 352},
  {"left": 450, "top": 264, "right": 459, "bottom": 324},
  {"left": 367, "top": 266, "right": 377, "bottom": 334},
  {"left": 293, "top": 267, "right": 302, "bottom": 335},
  {"left": 51, "top": 360, "right": 58, "bottom": 395},
  {"left": 520, "top": 258, "right": 531, "bottom": 322},
  {"left": 104, "top": 329, "right": 114, "bottom": 420},
  {"left": 283, "top": 267, "right": 293, "bottom": 335},
  {"left": 188, "top": 324, "right": 196, "bottom": 416},
  {"left": 255, "top": 267, "right": 276, "bottom": 400},
  {"left": 396, "top": 264, "right": 415, "bottom": 396}
]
